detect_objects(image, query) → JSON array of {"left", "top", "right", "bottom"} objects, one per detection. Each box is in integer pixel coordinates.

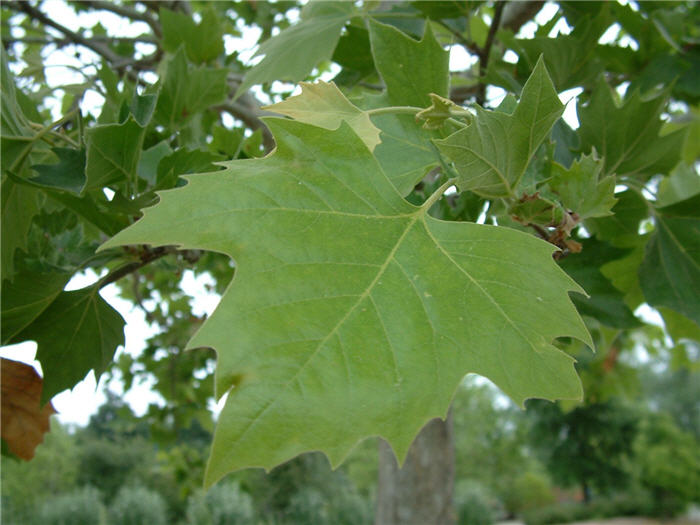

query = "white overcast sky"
[{"left": 1, "top": 1, "right": 644, "bottom": 426}]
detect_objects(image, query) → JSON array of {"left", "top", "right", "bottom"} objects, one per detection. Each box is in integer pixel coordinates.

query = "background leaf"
[
  {"left": 154, "top": 48, "right": 228, "bottom": 130},
  {"left": 31, "top": 147, "right": 86, "bottom": 195},
  {"left": 1, "top": 268, "right": 71, "bottom": 344},
  {"left": 160, "top": 7, "right": 224, "bottom": 64},
  {"left": 577, "top": 79, "right": 685, "bottom": 180},
  {"left": 639, "top": 195, "right": 700, "bottom": 328},
  {"left": 235, "top": 2, "right": 354, "bottom": 98},
  {"left": 11, "top": 285, "right": 126, "bottom": 403},
  {"left": 366, "top": 19, "right": 451, "bottom": 195}
]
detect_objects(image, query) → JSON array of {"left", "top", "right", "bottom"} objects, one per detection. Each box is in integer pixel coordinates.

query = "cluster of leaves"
[{"left": 1, "top": 0, "right": 699, "bottom": 488}]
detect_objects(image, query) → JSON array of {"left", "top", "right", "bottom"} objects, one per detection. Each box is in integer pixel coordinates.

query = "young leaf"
[
  {"left": 367, "top": 19, "right": 450, "bottom": 195},
  {"left": 154, "top": 48, "right": 228, "bottom": 130},
  {"left": 103, "top": 119, "right": 590, "bottom": 485},
  {"left": 416, "top": 94, "right": 471, "bottom": 130},
  {"left": 577, "top": 79, "right": 685, "bottom": 179},
  {"left": 10, "top": 285, "right": 126, "bottom": 403},
  {"left": 435, "top": 58, "right": 564, "bottom": 197},
  {"left": 1, "top": 359, "right": 56, "bottom": 460},
  {"left": 639, "top": 195, "right": 700, "bottom": 328},
  {"left": 235, "top": 2, "right": 354, "bottom": 98},
  {"left": 549, "top": 153, "right": 617, "bottom": 219},
  {"left": 265, "top": 81, "right": 381, "bottom": 151}
]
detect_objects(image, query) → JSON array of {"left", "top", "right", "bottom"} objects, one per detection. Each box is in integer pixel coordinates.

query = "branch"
[
  {"left": 449, "top": 84, "right": 480, "bottom": 104},
  {"left": 477, "top": 1, "right": 506, "bottom": 106},
  {"left": 213, "top": 99, "right": 276, "bottom": 154},
  {"left": 7, "top": 1, "right": 159, "bottom": 78},
  {"left": 2, "top": 35, "right": 157, "bottom": 46},
  {"left": 436, "top": 20, "right": 481, "bottom": 57},
  {"left": 9, "top": 1, "right": 123, "bottom": 63},
  {"left": 501, "top": 1, "right": 545, "bottom": 33},
  {"left": 79, "top": 0, "right": 162, "bottom": 38},
  {"left": 98, "top": 246, "right": 201, "bottom": 289}
]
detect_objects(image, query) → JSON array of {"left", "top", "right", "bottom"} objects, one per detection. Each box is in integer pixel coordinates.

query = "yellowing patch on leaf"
[
  {"left": 1, "top": 358, "right": 56, "bottom": 460},
  {"left": 265, "top": 81, "right": 381, "bottom": 152}
]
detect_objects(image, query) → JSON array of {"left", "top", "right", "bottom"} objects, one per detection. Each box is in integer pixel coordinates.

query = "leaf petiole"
[
  {"left": 366, "top": 105, "right": 424, "bottom": 117},
  {"left": 422, "top": 178, "right": 458, "bottom": 210}
]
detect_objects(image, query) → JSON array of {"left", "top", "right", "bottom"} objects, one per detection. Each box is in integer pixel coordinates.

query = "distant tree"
[{"left": 526, "top": 398, "right": 639, "bottom": 502}]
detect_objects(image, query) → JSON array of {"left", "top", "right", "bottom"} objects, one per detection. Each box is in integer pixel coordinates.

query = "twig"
[
  {"left": 449, "top": 85, "right": 480, "bottom": 104},
  {"left": 436, "top": 20, "right": 481, "bottom": 57},
  {"left": 213, "top": 102, "right": 276, "bottom": 153},
  {"left": 7, "top": 1, "right": 158, "bottom": 79},
  {"left": 501, "top": 1, "right": 545, "bottom": 33},
  {"left": 80, "top": 0, "right": 162, "bottom": 38},
  {"left": 477, "top": 1, "right": 506, "bottom": 106},
  {"left": 98, "top": 246, "right": 201, "bottom": 289},
  {"left": 2, "top": 35, "right": 158, "bottom": 46},
  {"left": 9, "top": 2, "right": 123, "bottom": 63}
]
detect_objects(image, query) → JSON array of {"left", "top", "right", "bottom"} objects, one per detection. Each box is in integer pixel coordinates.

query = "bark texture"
[{"left": 374, "top": 415, "right": 455, "bottom": 525}]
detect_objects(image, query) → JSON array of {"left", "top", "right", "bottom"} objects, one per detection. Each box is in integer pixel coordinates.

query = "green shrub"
[
  {"left": 39, "top": 486, "right": 106, "bottom": 525},
  {"left": 108, "top": 485, "right": 167, "bottom": 525},
  {"left": 455, "top": 482, "right": 495, "bottom": 525},
  {"left": 503, "top": 471, "right": 555, "bottom": 514},
  {"left": 592, "top": 488, "right": 655, "bottom": 517},
  {"left": 273, "top": 485, "right": 370, "bottom": 525},
  {"left": 522, "top": 502, "right": 590, "bottom": 525},
  {"left": 634, "top": 413, "right": 700, "bottom": 517},
  {"left": 327, "top": 486, "right": 372, "bottom": 525},
  {"left": 186, "top": 481, "right": 255, "bottom": 525},
  {"left": 284, "top": 488, "right": 328, "bottom": 524}
]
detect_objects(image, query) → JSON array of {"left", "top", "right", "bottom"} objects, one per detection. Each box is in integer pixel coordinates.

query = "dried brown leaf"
[{"left": 1, "top": 358, "right": 56, "bottom": 460}]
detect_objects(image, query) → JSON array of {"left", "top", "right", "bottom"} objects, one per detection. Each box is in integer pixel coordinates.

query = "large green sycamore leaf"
[
  {"left": 577, "top": 79, "right": 685, "bottom": 179},
  {"left": 435, "top": 58, "right": 564, "bottom": 197},
  {"left": 104, "top": 119, "right": 590, "bottom": 485},
  {"left": 639, "top": 195, "right": 700, "bottom": 328},
  {"left": 235, "top": 2, "right": 354, "bottom": 98}
]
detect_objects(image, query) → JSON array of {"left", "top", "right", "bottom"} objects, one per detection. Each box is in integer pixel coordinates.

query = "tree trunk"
[{"left": 374, "top": 413, "right": 455, "bottom": 525}]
